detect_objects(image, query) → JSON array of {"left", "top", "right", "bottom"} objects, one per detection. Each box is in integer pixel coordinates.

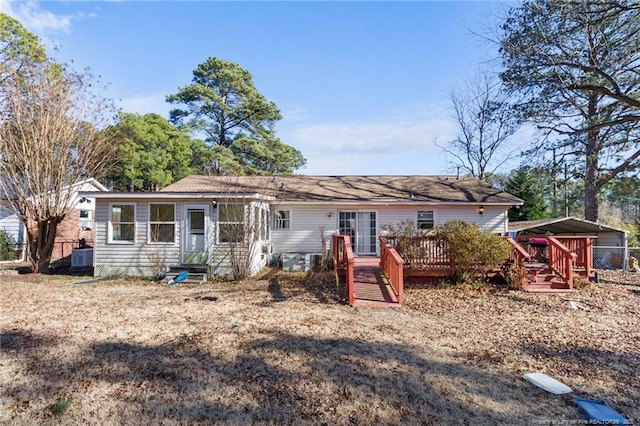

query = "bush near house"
[
  {"left": 433, "top": 220, "right": 512, "bottom": 284},
  {"left": 381, "top": 219, "right": 431, "bottom": 261},
  {"left": 0, "top": 229, "right": 17, "bottom": 261}
]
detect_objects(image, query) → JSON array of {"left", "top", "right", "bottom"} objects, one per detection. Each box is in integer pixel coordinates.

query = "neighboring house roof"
[
  {"left": 508, "top": 217, "right": 627, "bottom": 235},
  {"left": 0, "top": 177, "right": 108, "bottom": 200},
  {"left": 73, "top": 178, "right": 109, "bottom": 193},
  {"left": 159, "top": 175, "right": 523, "bottom": 205}
]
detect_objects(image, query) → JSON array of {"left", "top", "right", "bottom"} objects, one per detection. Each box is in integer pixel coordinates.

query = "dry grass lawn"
[{"left": 1, "top": 268, "right": 639, "bottom": 425}]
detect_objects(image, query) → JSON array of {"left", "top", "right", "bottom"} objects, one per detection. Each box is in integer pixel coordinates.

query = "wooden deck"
[{"left": 352, "top": 257, "right": 400, "bottom": 308}]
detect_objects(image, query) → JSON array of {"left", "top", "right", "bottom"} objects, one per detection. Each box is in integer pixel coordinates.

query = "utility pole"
[
  {"left": 564, "top": 163, "right": 569, "bottom": 217},
  {"left": 552, "top": 148, "right": 558, "bottom": 217}
]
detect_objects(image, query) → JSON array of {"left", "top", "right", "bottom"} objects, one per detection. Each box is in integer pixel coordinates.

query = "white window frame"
[
  {"left": 108, "top": 202, "right": 136, "bottom": 244},
  {"left": 272, "top": 210, "right": 291, "bottom": 230},
  {"left": 148, "top": 203, "right": 176, "bottom": 244},
  {"left": 417, "top": 210, "right": 435, "bottom": 230},
  {"left": 217, "top": 203, "right": 246, "bottom": 244}
]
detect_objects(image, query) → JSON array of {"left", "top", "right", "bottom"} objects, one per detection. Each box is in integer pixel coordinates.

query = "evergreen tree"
[
  {"left": 105, "top": 113, "right": 194, "bottom": 190},
  {"left": 505, "top": 166, "right": 548, "bottom": 221},
  {"left": 167, "top": 57, "right": 305, "bottom": 175}
]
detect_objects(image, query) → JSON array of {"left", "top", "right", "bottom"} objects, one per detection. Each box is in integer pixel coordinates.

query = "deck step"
[
  {"left": 525, "top": 287, "right": 574, "bottom": 294},
  {"left": 167, "top": 266, "right": 208, "bottom": 284},
  {"left": 525, "top": 277, "right": 572, "bottom": 293}
]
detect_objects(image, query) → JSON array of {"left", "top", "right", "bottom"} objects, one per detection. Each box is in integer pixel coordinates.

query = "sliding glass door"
[{"left": 338, "top": 211, "right": 377, "bottom": 255}]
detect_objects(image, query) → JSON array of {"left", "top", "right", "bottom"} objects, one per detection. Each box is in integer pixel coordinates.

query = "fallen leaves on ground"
[{"left": 0, "top": 268, "right": 638, "bottom": 425}]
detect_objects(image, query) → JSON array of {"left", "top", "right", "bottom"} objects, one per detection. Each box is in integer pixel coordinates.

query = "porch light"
[
  {"left": 211, "top": 200, "right": 217, "bottom": 209},
  {"left": 328, "top": 211, "right": 333, "bottom": 218},
  {"left": 478, "top": 205, "right": 484, "bottom": 215}
]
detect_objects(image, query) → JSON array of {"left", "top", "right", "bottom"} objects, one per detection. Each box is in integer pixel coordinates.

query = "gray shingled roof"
[{"left": 161, "top": 175, "right": 523, "bottom": 205}]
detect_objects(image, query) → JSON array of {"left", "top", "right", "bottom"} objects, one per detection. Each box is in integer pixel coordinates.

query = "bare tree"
[
  {"left": 206, "top": 176, "right": 273, "bottom": 280},
  {"left": 0, "top": 60, "right": 117, "bottom": 273},
  {"left": 439, "top": 71, "right": 520, "bottom": 181}
]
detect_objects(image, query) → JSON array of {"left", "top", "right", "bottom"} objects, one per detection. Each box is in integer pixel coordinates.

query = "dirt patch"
[{"left": 1, "top": 269, "right": 638, "bottom": 424}]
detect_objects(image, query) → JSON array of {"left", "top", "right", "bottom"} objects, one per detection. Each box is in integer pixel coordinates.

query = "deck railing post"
[
  {"left": 378, "top": 236, "right": 404, "bottom": 305},
  {"left": 342, "top": 235, "right": 355, "bottom": 305},
  {"left": 547, "top": 237, "right": 577, "bottom": 287}
]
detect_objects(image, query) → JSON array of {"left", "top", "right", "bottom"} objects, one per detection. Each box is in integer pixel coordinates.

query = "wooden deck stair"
[{"left": 524, "top": 264, "right": 573, "bottom": 294}]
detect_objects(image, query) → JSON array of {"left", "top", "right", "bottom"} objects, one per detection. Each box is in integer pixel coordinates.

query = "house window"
[
  {"left": 273, "top": 210, "right": 291, "bottom": 229},
  {"left": 218, "top": 204, "right": 245, "bottom": 243},
  {"left": 110, "top": 203, "right": 135, "bottom": 243},
  {"left": 417, "top": 210, "right": 434, "bottom": 230},
  {"left": 79, "top": 210, "right": 93, "bottom": 230},
  {"left": 149, "top": 204, "right": 175, "bottom": 243}
]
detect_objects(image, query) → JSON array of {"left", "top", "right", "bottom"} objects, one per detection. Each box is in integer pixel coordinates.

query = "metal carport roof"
[{"left": 508, "top": 217, "right": 628, "bottom": 235}]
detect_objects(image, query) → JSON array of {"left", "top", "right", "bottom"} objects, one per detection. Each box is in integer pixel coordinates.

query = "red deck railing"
[
  {"left": 552, "top": 236, "right": 595, "bottom": 278},
  {"left": 517, "top": 235, "right": 596, "bottom": 280},
  {"left": 505, "top": 236, "right": 531, "bottom": 288},
  {"left": 547, "top": 237, "right": 577, "bottom": 290},
  {"left": 506, "top": 236, "right": 531, "bottom": 264},
  {"left": 379, "top": 236, "right": 404, "bottom": 304},
  {"left": 382, "top": 235, "right": 452, "bottom": 272},
  {"left": 332, "top": 234, "right": 355, "bottom": 304}
]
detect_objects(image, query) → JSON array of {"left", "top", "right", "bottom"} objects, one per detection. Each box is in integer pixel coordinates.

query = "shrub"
[
  {"left": 381, "top": 219, "right": 433, "bottom": 261},
  {"left": 0, "top": 230, "right": 16, "bottom": 261},
  {"left": 433, "top": 220, "right": 512, "bottom": 285},
  {"left": 504, "top": 264, "right": 525, "bottom": 290}
]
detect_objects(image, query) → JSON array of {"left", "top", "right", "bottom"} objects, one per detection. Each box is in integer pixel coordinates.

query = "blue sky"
[{"left": 0, "top": 0, "right": 518, "bottom": 176}]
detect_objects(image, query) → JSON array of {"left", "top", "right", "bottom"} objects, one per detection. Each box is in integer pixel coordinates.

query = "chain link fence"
[{"left": 593, "top": 246, "right": 640, "bottom": 271}]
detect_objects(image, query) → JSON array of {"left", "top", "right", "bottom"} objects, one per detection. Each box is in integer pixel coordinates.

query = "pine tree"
[{"left": 505, "top": 166, "right": 548, "bottom": 221}]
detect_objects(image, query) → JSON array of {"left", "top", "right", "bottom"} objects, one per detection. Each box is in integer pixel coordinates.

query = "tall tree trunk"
[
  {"left": 29, "top": 218, "right": 62, "bottom": 273},
  {"left": 584, "top": 161, "right": 599, "bottom": 222}
]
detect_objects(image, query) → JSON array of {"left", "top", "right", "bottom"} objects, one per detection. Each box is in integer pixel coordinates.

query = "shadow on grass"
[
  {"left": 265, "top": 270, "right": 339, "bottom": 304},
  {"left": 0, "top": 330, "right": 58, "bottom": 353},
  {"left": 267, "top": 277, "right": 287, "bottom": 301},
  {"left": 1, "top": 328, "right": 580, "bottom": 424}
]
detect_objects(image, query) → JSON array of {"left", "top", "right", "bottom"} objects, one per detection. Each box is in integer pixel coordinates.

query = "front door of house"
[
  {"left": 338, "top": 211, "right": 377, "bottom": 255},
  {"left": 183, "top": 204, "right": 210, "bottom": 264}
]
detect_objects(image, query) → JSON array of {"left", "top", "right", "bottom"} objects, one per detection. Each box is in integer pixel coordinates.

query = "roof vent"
[{"left": 280, "top": 183, "right": 285, "bottom": 190}]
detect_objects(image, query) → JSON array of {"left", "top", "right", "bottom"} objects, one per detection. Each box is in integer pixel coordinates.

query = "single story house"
[{"left": 84, "top": 175, "right": 523, "bottom": 279}]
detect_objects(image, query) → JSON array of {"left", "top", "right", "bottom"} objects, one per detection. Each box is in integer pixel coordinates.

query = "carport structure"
[{"left": 509, "top": 217, "right": 629, "bottom": 270}]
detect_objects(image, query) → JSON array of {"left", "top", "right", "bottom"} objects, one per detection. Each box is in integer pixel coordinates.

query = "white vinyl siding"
[
  {"left": 271, "top": 206, "right": 339, "bottom": 253},
  {"left": 437, "top": 206, "right": 506, "bottom": 233},
  {"left": 95, "top": 199, "right": 182, "bottom": 277},
  {"left": 271, "top": 204, "right": 509, "bottom": 254}
]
